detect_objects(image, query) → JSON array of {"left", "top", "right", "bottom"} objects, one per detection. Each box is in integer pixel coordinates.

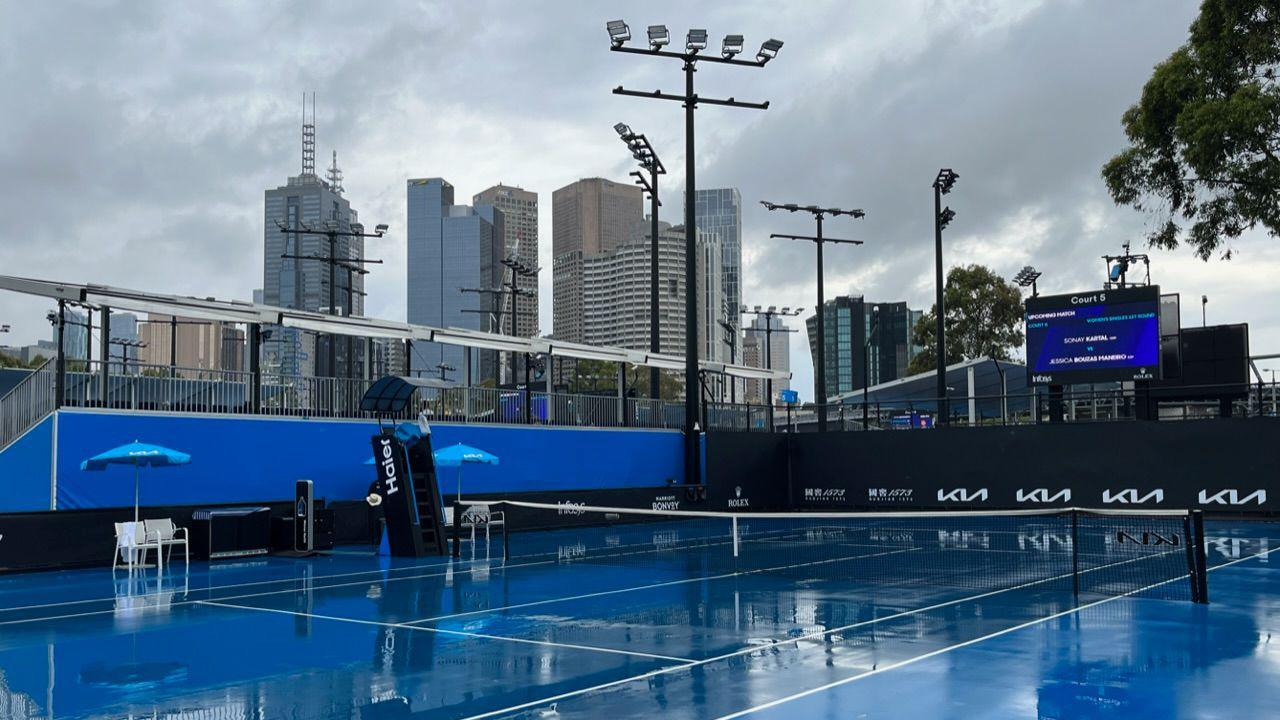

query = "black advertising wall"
[
  {"left": 775, "top": 419, "right": 1280, "bottom": 513},
  {"left": 703, "top": 432, "right": 790, "bottom": 511}
]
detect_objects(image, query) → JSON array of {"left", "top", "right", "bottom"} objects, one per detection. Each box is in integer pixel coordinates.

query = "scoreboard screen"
[{"left": 1025, "top": 286, "right": 1161, "bottom": 386}]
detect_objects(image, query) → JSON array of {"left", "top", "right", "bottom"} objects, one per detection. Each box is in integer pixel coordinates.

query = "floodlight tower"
[
  {"left": 761, "top": 201, "right": 865, "bottom": 432},
  {"left": 742, "top": 304, "right": 802, "bottom": 430},
  {"left": 615, "top": 122, "right": 666, "bottom": 399},
  {"left": 1014, "top": 266, "right": 1042, "bottom": 298},
  {"left": 607, "top": 20, "right": 782, "bottom": 482},
  {"left": 932, "top": 168, "right": 959, "bottom": 425}
]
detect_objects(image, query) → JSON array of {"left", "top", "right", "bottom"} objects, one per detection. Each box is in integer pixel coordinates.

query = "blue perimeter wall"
[
  {"left": 0, "top": 414, "right": 54, "bottom": 512},
  {"left": 0, "top": 410, "right": 683, "bottom": 512}
]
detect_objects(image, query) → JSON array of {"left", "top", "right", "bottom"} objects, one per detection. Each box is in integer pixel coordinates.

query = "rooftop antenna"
[
  {"left": 327, "top": 150, "right": 344, "bottom": 195},
  {"left": 302, "top": 92, "right": 316, "bottom": 177}
]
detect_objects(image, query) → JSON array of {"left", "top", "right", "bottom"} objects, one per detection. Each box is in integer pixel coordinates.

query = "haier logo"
[
  {"left": 1198, "top": 489, "right": 1267, "bottom": 506},
  {"left": 1016, "top": 489, "right": 1071, "bottom": 504},
  {"left": 1117, "top": 530, "right": 1180, "bottom": 546},
  {"left": 937, "top": 488, "right": 988, "bottom": 503},
  {"left": 1102, "top": 488, "right": 1163, "bottom": 504},
  {"left": 378, "top": 438, "right": 400, "bottom": 495}
]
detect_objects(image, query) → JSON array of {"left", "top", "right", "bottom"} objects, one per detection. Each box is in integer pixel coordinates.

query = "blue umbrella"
[
  {"left": 433, "top": 443, "right": 498, "bottom": 501},
  {"left": 81, "top": 441, "right": 191, "bottom": 522}
]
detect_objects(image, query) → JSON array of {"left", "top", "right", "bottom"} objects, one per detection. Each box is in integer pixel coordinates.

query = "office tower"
[
  {"left": 138, "top": 314, "right": 243, "bottom": 376},
  {"left": 583, "top": 220, "right": 692, "bottom": 354},
  {"left": 693, "top": 188, "right": 741, "bottom": 362},
  {"left": 806, "top": 297, "right": 923, "bottom": 400},
  {"left": 551, "top": 178, "right": 644, "bottom": 344},
  {"left": 473, "top": 184, "right": 539, "bottom": 339},
  {"left": 262, "top": 100, "right": 363, "bottom": 378},
  {"left": 742, "top": 314, "right": 792, "bottom": 404},
  {"left": 406, "top": 177, "right": 505, "bottom": 384}
]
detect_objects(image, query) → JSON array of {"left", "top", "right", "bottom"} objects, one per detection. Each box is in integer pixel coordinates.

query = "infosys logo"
[
  {"left": 557, "top": 501, "right": 586, "bottom": 516},
  {"left": 1198, "top": 489, "right": 1266, "bottom": 506},
  {"left": 1032, "top": 374, "right": 1053, "bottom": 383}
]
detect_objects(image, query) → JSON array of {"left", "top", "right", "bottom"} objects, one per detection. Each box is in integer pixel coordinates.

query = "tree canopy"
[
  {"left": 906, "top": 264, "right": 1024, "bottom": 375},
  {"left": 1102, "top": 0, "right": 1280, "bottom": 259}
]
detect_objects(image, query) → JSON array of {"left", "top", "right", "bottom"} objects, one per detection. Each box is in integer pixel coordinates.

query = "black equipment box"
[{"left": 190, "top": 506, "right": 272, "bottom": 560}]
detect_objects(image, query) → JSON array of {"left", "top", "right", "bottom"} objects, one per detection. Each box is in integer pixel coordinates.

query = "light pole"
[
  {"left": 1201, "top": 295, "right": 1208, "bottom": 327},
  {"left": 761, "top": 201, "right": 865, "bottom": 432},
  {"left": 742, "top": 305, "right": 802, "bottom": 431},
  {"left": 933, "top": 168, "right": 959, "bottom": 425},
  {"left": 615, "top": 122, "right": 667, "bottom": 400},
  {"left": 863, "top": 305, "right": 880, "bottom": 430},
  {"left": 278, "top": 220, "right": 387, "bottom": 378},
  {"left": 608, "top": 21, "right": 781, "bottom": 484}
]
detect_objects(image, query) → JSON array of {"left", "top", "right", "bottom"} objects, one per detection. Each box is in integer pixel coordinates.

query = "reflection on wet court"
[{"left": 0, "top": 514, "right": 1275, "bottom": 719}]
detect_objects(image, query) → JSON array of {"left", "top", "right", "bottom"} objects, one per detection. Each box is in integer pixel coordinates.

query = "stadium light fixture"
[
  {"left": 1013, "top": 266, "right": 1042, "bottom": 297},
  {"left": 607, "top": 20, "right": 631, "bottom": 47},
  {"left": 934, "top": 168, "right": 959, "bottom": 194},
  {"left": 687, "top": 28, "right": 708, "bottom": 52},
  {"left": 722, "top": 34, "right": 744, "bottom": 58},
  {"left": 648, "top": 25, "right": 670, "bottom": 49},
  {"left": 757, "top": 38, "right": 783, "bottom": 63},
  {"left": 614, "top": 122, "right": 633, "bottom": 139},
  {"left": 939, "top": 206, "right": 956, "bottom": 230}
]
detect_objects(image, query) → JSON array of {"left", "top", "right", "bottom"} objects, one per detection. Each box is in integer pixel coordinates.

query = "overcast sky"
[{"left": 2, "top": 0, "right": 1277, "bottom": 398}]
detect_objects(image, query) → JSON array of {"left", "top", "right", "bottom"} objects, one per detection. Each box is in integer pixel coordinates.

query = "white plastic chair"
[
  {"left": 461, "top": 504, "right": 505, "bottom": 545},
  {"left": 113, "top": 521, "right": 160, "bottom": 572},
  {"left": 142, "top": 518, "right": 189, "bottom": 573}
]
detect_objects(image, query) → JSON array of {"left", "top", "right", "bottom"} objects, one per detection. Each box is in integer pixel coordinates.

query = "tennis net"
[{"left": 451, "top": 501, "right": 1209, "bottom": 604}]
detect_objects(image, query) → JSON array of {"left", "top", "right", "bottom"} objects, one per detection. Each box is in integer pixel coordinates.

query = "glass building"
[
  {"left": 807, "top": 296, "right": 922, "bottom": 401},
  {"left": 406, "top": 178, "right": 505, "bottom": 384},
  {"left": 693, "top": 188, "right": 741, "bottom": 362}
]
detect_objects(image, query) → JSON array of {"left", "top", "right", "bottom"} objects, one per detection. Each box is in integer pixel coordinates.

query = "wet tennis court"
[{"left": 0, "top": 512, "right": 1276, "bottom": 719}]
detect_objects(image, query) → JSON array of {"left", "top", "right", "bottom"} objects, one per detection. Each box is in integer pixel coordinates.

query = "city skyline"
[{"left": 2, "top": 1, "right": 1276, "bottom": 399}]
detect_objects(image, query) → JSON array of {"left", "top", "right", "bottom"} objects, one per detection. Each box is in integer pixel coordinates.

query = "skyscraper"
[
  {"left": 694, "top": 188, "right": 742, "bottom": 363},
  {"left": 551, "top": 178, "right": 644, "bottom": 344},
  {"left": 262, "top": 102, "right": 362, "bottom": 378},
  {"left": 742, "top": 314, "right": 792, "bottom": 404},
  {"left": 472, "top": 184, "right": 539, "bottom": 339},
  {"left": 406, "top": 178, "right": 505, "bottom": 384},
  {"left": 806, "top": 297, "right": 922, "bottom": 401}
]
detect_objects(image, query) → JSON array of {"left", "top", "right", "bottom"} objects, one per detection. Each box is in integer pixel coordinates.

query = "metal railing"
[
  {"left": 785, "top": 380, "right": 1280, "bottom": 432},
  {"left": 28, "top": 358, "right": 691, "bottom": 431},
  {"left": 0, "top": 358, "right": 56, "bottom": 451}
]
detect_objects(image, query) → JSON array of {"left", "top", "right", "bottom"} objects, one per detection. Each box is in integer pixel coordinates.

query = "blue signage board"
[
  {"left": 1025, "top": 285, "right": 1161, "bottom": 386},
  {"left": 779, "top": 389, "right": 799, "bottom": 405}
]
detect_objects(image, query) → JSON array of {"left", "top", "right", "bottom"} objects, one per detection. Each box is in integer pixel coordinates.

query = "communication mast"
[
  {"left": 1102, "top": 240, "right": 1151, "bottom": 289},
  {"left": 301, "top": 92, "right": 316, "bottom": 177}
]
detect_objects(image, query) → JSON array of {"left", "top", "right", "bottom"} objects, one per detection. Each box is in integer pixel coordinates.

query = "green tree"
[
  {"left": 1102, "top": 0, "right": 1280, "bottom": 259},
  {"left": 906, "top": 264, "right": 1024, "bottom": 375}
]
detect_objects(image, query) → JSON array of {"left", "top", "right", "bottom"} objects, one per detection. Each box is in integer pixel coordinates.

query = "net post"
[
  {"left": 732, "top": 516, "right": 739, "bottom": 558},
  {"left": 1192, "top": 510, "right": 1209, "bottom": 604},
  {"left": 1182, "top": 512, "right": 1198, "bottom": 603},
  {"left": 502, "top": 504, "right": 510, "bottom": 561},
  {"left": 1070, "top": 509, "right": 1079, "bottom": 602},
  {"left": 452, "top": 500, "right": 462, "bottom": 558}
]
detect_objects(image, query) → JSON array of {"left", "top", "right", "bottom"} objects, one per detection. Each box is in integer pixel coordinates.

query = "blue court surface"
[{"left": 0, "top": 517, "right": 1276, "bottom": 719}]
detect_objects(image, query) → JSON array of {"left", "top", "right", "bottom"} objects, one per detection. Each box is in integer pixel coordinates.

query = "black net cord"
[{"left": 1193, "top": 510, "right": 1210, "bottom": 604}]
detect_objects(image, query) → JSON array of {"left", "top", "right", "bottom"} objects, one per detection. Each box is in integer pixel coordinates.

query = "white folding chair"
[
  {"left": 461, "top": 504, "right": 505, "bottom": 545},
  {"left": 143, "top": 518, "right": 189, "bottom": 573},
  {"left": 113, "top": 521, "right": 159, "bottom": 573}
]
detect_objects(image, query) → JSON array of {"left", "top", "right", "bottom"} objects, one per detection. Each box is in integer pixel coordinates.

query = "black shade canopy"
[{"left": 360, "top": 375, "right": 452, "bottom": 414}]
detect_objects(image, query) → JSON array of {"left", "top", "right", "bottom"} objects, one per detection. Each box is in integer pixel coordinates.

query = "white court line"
[
  {"left": 714, "top": 544, "right": 1280, "bottom": 719},
  {"left": 405, "top": 547, "right": 922, "bottom": 626},
  {"left": 0, "top": 552, "right": 473, "bottom": 616},
  {"left": 457, "top": 545, "right": 1201, "bottom": 720},
  {"left": 0, "top": 527, "right": 811, "bottom": 626},
  {"left": 196, "top": 599, "right": 694, "bottom": 663}
]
